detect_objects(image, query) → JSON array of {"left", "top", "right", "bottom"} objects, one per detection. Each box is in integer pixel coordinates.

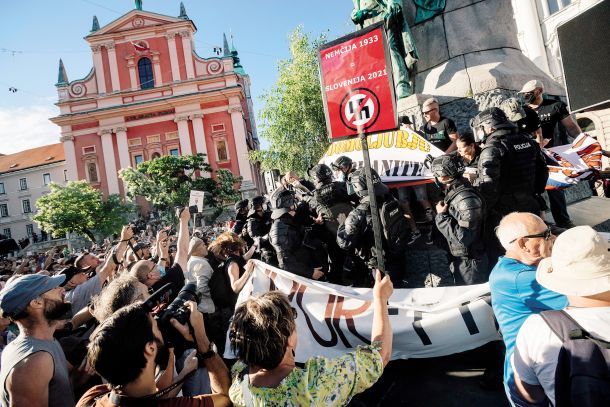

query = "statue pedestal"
[{"left": 399, "top": 0, "right": 566, "bottom": 132}]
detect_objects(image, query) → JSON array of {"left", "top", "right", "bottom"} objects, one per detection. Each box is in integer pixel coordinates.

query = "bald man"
[{"left": 488, "top": 212, "right": 568, "bottom": 405}]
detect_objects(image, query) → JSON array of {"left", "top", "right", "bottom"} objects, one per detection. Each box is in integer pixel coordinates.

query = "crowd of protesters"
[{"left": 0, "top": 79, "right": 608, "bottom": 406}]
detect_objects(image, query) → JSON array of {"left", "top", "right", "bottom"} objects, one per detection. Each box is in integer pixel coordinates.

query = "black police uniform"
[
  {"left": 435, "top": 178, "right": 487, "bottom": 285},
  {"left": 246, "top": 208, "right": 277, "bottom": 267}
]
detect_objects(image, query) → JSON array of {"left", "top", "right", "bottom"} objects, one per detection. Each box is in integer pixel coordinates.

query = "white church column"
[
  {"left": 180, "top": 31, "right": 195, "bottom": 79},
  {"left": 165, "top": 33, "right": 181, "bottom": 82},
  {"left": 228, "top": 105, "right": 253, "bottom": 182},
  {"left": 174, "top": 115, "right": 193, "bottom": 155},
  {"left": 91, "top": 45, "right": 106, "bottom": 94},
  {"left": 191, "top": 113, "right": 207, "bottom": 159},
  {"left": 61, "top": 134, "right": 78, "bottom": 181},
  {"left": 115, "top": 127, "right": 130, "bottom": 170},
  {"left": 105, "top": 42, "right": 121, "bottom": 92},
  {"left": 99, "top": 129, "right": 120, "bottom": 194}
]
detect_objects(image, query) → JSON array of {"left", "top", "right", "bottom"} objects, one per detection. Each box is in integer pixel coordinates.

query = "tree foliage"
[
  {"left": 119, "top": 154, "right": 242, "bottom": 215},
  {"left": 33, "top": 181, "right": 134, "bottom": 242},
  {"left": 250, "top": 27, "right": 329, "bottom": 175}
]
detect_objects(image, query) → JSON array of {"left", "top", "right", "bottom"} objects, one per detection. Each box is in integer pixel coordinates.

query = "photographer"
[
  {"left": 78, "top": 301, "right": 231, "bottom": 407},
  {"left": 130, "top": 208, "right": 191, "bottom": 299}
]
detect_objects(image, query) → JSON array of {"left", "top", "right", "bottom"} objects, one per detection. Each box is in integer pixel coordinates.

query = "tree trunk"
[{"left": 82, "top": 229, "right": 97, "bottom": 243}]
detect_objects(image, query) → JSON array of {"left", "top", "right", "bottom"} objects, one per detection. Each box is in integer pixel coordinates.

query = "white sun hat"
[{"left": 537, "top": 226, "right": 610, "bottom": 296}]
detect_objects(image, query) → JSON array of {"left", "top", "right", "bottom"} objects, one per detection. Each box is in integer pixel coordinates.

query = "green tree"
[
  {"left": 250, "top": 27, "right": 329, "bottom": 175},
  {"left": 119, "top": 154, "right": 242, "bottom": 215},
  {"left": 33, "top": 181, "right": 134, "bottom": 242}
]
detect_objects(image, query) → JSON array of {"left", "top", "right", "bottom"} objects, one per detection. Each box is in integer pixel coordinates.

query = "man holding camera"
[{"left": 78, "top": 301, "right": 230, "bottom": 406}]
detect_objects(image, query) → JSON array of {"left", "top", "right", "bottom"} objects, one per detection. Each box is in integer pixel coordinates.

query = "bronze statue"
[
  {"left": 351, "top": 0, "right": 419, "bottom": 99},
  {"left": 135, "top": 0, "right": 143, "bottom": 11}
]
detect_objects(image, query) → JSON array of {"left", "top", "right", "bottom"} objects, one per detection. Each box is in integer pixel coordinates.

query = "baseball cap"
[
  {"left": 0, "top": 274, "right": 66, "bottom": 317},
  {"left": 519, "top": 79, "right": 543, "bottom": 94},
  {"left": 537, "top": 226, "right": 610, "bottom": 297}
]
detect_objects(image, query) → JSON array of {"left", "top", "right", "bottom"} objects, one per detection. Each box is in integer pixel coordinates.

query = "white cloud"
[{"left": 0, "top": 105, "right": 61, "bottom": 154}]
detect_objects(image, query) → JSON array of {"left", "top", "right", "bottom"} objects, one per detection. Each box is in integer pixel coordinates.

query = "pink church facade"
[{"left": 51, "top": 4, "right": 263, "bottom": 200}]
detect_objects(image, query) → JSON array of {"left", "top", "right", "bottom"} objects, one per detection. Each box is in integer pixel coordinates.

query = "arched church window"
[
  {"left": 138, "top": 58, "right": 154, "bottom": 89},
  {"left": 151, "top": 152, "right": 161, "bottom": 160}
]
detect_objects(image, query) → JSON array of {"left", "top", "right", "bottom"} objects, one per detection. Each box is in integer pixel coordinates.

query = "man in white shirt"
[
  {"left": 186, "top": 236, "right": 215, "bottom": 314},
  {"left": 512, "top": 226, "right": 610, "bottom": 405}
]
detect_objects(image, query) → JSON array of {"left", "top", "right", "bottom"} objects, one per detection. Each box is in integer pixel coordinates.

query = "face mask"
[
  {"left": 522, "top": 92, "right": 536, "bottom": 104},
  {"left": 158, "top": 265, "right": 166, "bottom": 278}
]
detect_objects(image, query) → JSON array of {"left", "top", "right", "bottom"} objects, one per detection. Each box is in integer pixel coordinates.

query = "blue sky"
[{"left": 0, "top": 0, "right": 355, "bottom": 153}]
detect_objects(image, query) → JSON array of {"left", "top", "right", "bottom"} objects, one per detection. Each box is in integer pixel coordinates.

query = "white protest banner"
[
  {"left": 319, "top": 128, "right": 444, "bottom": 185},
  {"left": 544, "top": 133, "right": 602, "bottom": 190},
  {"left": 225, "top": 260, "right": 500, "bottom": 362},
  {"left": 188, "top": 190, "right": 205, "bottom": 212}
]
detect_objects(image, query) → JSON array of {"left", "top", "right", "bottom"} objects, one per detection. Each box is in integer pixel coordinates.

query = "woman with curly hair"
[
  {"left": 207, "top": 231, "right": 256, "bottom": 355},
  {"left": 228, "top": 270, "right": 393, "bottom": 406}
]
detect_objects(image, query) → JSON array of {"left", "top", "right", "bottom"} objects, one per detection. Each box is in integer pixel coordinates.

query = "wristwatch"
[{"left": 198, "top": 342, "right": 217, "bottom": 360}]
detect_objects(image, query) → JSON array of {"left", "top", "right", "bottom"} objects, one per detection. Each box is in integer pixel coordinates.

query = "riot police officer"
[
  {"left": 471, "top": 107, "right": 549, "bottom": 264},
  {"left": 269, "top": 189, "right": 326, "bottom": 280},
  {"left": 337, "top": 168, "right": 409, "bottom": 287},
  {"left": 308, "top": 164, "right": 354, "bottom": 284},
  {"left": 246, "top": 196, "right": 277, "bottom": 266},
  {"left": 431, "top": 155, "right": 488, "bottom": 285},
  {"left": 232, "top": 199, "right": 249, "bottom": 235}
]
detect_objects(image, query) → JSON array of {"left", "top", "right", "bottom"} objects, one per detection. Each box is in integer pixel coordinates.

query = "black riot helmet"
[
  {"left": 431, "top": 154, "right": 465, "bottom": 180},
  {"left": 347, "top": 168, "right": 389, "bottom": 199},
  {"left": 308, "top": 164, "right": 334, "bottom": 188},
  {"left": 234, "top": 199, "right": 249, "bottom": 212},
  {"left": 516, "top": 106, "right": 541, "bottom": 135},
  {"left": 331, "top": 156, "right": 353, "bottom": 172},
  {"left": 470, "top": 107, "right": 516, "bottom": 142},
  {"left": 248, "top": 195, "right": 267, "bottom": 217},
  {"left": 270, "top": 189, "right": 297, "bottom": 220}
]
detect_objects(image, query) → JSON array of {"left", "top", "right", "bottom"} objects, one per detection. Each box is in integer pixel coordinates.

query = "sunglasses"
[
  {"left": 423, "top": 108, "right": 438, "bottom": 115},
  {"left": 509, "top": 225, "right": 552, "bottom": 244}
]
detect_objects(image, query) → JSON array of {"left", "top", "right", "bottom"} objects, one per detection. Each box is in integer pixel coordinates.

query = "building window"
[
  {"left": 0, "top": 204, "right": 8, "bottom": 217},
  {"left": 134, "top": 154, "right": 144, "bottom": 165},
  {"left": 22, "top": 199, "right": 31, "bottom": 214},
  {"left": 151, "top": 152, "right": 161, "bottom": 160},
  {"left": 169, "top": 148, "right": 180, "bottom": 157},
  {"left": 87, "top": 162, "right": 99, "bottom": 183},
  {"left": 215, "top": 139, "right": 229, "bottom": 161},
  {"left": 64, "top": 169, "right": 68, "bottom": 181},
  {"left": 26, "top": 224, "right": 34, "bottom": 237},
  {"left": 2, "top": 228, "right": 10, "bottom": 239},
  {"left": 19, "top": 178, "right": 27, "bottom": 190},
  {"left": 43, "top": 173, "right": 51, "bottom": 185},
  {"left": 138, "top": 57, "right": 154, "bottom": 89},
  {"left": 0, "top": 182, "right": 4, "bottom": 194}
]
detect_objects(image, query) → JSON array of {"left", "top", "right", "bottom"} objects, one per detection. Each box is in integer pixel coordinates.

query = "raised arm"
[
  {"left": 173, "top": 207, "right": 191, "bottom": 272},
  {"left": 98, "top": 225, "right": 134, "bottom": 281},
  {"left": 371, "top": 270, "right": 393, "bottom": 366}
]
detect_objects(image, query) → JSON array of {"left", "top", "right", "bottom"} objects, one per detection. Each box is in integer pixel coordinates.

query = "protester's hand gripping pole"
[{"left": 359, "top": 131, "right": 386, "bottom": 274}]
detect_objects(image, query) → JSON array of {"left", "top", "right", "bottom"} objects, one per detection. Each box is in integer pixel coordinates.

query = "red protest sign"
[{"left": 319, "top": 22, "right": 397, "bottom": 140}]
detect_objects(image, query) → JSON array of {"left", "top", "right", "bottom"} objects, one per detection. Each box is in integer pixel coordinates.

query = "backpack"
[
  {"left": 378, "top": 197, "right": 410, "bottom": 256},
  {"left": 539, "top": 310, "right": 610, "bottom": 407}
]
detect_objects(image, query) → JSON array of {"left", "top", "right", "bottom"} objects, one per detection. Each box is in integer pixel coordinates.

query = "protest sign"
[
  {"left": 188, "top": 190, "right": 206, "bottom": 213},
  {"left": 544, "top": 133, "right": 602, "bottom": 190},
  {"left": 320, "top": 128, "right": 444, "bottom": 184},
  {"left": 225, "top": 261, "right": 501, "bottom": 362},
  {"left": 319, "top": 22, "right": 397, "bottom": 140}
]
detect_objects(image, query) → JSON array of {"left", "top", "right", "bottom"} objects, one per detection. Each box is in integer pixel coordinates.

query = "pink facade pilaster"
[{"left": 191, "top": 113, "right": 207, "bottom": 159}]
